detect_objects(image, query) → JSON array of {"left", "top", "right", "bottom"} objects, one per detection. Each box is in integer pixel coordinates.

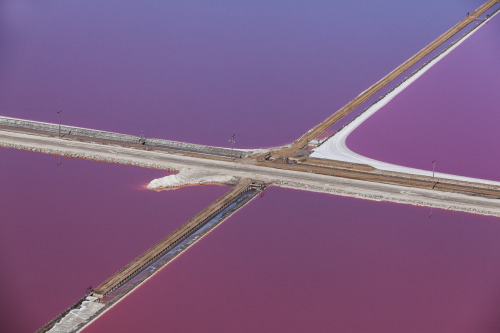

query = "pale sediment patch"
[
  {"left": 147, "top": 168, "right": 238, "bottom": 190},
  {"left": 47, "top": 296, "right": 104, "bottom": 333}
]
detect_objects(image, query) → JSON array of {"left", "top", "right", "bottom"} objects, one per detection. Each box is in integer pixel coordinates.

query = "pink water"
[
  {"left": 2, "top": 1, "right": 500, "bottom": 332},
  {"left": 0, "top": 148, "right": 227, "bottom": 332},
  {"left": 347, "top": 14, "right": 500, "bottom": 181},
  {"left": 85, "top": 188, "right": 500, "bottom": 333}
]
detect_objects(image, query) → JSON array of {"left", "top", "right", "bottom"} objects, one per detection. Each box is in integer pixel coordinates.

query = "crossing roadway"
[{"left": 1, "top": 128, "right": 499, "bottom": 217}]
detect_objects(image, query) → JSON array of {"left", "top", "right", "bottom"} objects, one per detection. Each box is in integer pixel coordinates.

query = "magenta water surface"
[
  {"left": 85, "top": 187, "right": 500, "bottom": 333},
  {"left": 347, "top": 14, "right": 500, "bottom": 181},
  {"left": 0, "top": 148, "right": 227, "bottom": 332}
]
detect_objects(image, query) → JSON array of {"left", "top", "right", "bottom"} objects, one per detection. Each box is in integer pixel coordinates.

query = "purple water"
[
  {"left": 85, "top": 188, "right": 500, "bottom": 333},
  {"left": 0, "top": 148, "right": 227, "bottom": 332},
  {"left": 347, "top": 14, "right": 500, "bottom": 181},
  {"left": 2, "top": 1, "right": 499, "bottom": 332},
  {"left": 0, "top": 0, "right": 480, "bottom": 148}
]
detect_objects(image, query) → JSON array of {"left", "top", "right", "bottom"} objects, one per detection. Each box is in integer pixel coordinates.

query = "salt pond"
[
  {"left": 1, "top": 1, "right": 497, "bottom": 331},
  {"left": 0, "top": 148, "right": 227, "bottom": 332},
  {"left": 85, "top": 187, "right": 500, "bottom": 333},
  {"left": 345, "top": 13, "right": 500, "bottom": 181}
]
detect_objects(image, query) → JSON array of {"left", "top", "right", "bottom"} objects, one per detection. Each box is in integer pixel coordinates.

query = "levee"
[
  {"left": 93, "top": 179, "right": 257, "bottom": 298},
  {"left": 0, "top": 116, "right": 256, "bottom": 158},
  {"left": 281, "top": 0, "right": 500, "bottom": 153},
  {"left": 39, "top": 179, "right": 264, "bottom": 332}
]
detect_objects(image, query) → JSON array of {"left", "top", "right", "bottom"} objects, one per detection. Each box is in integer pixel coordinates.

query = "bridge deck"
[{"left": 93, "top": 179, "right": 253, "bottom": 298}]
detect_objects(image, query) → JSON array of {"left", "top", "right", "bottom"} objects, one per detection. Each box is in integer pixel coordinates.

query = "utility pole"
[
  {"left": 140, "top": 130, "right": 146, "bottom": 145},
  {"left": 229, "top": 134, "right": 235, "bottom": 160},
  {"left": 429, "top": 160, "right": 436, "bottom": 216},
  {"left": 57, "top": 110, "right": 62, "bottom": 138},
  {"left": 431, "top": 160, "right": 439, "bottom": 190}
]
